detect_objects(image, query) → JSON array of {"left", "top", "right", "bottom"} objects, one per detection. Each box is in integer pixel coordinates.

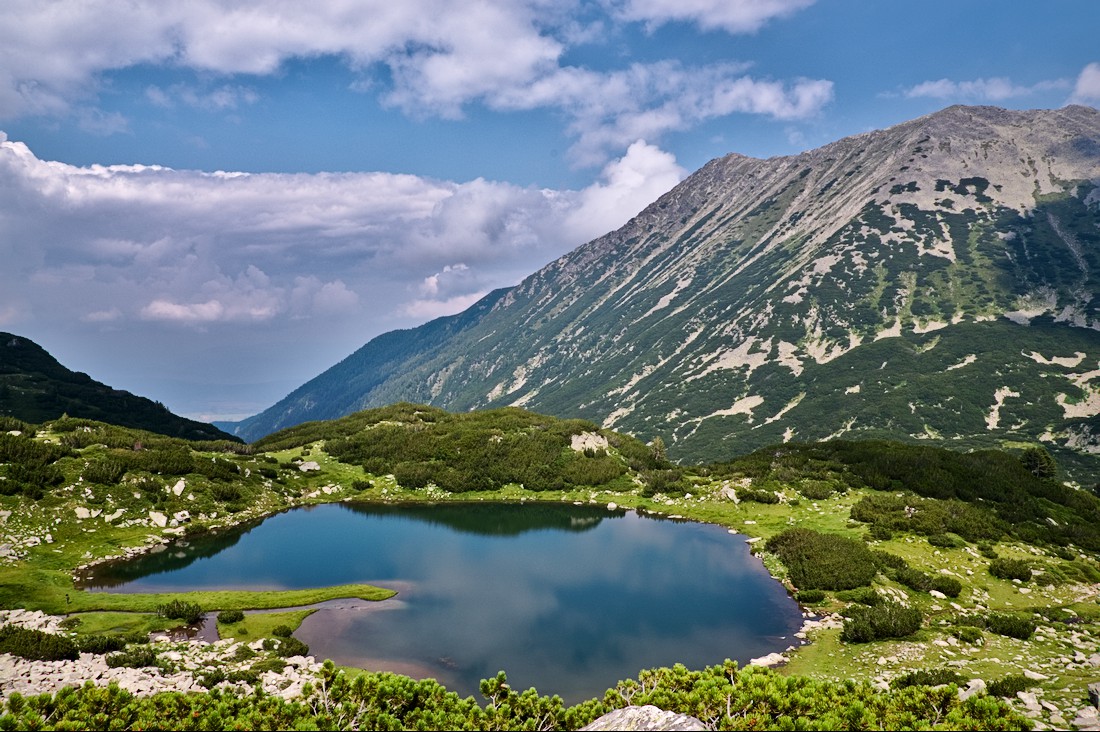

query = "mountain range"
[
  {"left": 0, "top": 332, "right": 237, "bottom": 442},
  {"left": 210, "top": 106, "right": 1100, "bottom": 469}
]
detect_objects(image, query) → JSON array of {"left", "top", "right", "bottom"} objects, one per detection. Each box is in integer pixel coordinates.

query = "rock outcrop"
[{"left": 581, "top": 705, "right": 708, "bottom": 731}]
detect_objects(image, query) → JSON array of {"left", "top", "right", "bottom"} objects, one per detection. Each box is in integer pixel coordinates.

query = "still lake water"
[{"left": 81, "top": 502, "right": 802, "bottom": 702}]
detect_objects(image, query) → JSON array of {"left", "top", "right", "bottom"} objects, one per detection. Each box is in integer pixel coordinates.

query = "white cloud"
[
  {"left": 141, "top": 299, "right": 228, "bottom": 324},
  {"left": 81, "top": 308, "right": 122, "bottom": 323},
  {"left": 0, "top": 1, "right": 831, "bottom": 166},
  {"left": 146, "top": 84, "right": 259, "bottom": 111},
  {"left": 0, "top": 0, "right": 563, "bottom": 120},
  {"left": 0, "top": 132, "right": 688, "bottom": 336},
  {"left": 565, "top": 139, "right": 686, "bottom": 241},
  {"left": 400, "top": 291, "right": 491, "bottom": 320},
  {"left": 904, "top": 76, "right": 1069, "bottom": 102},
  {"left": 1070, "top": 62, "right": 1100, "bottom": 104},
  {"left": 615, "top": 0, "right": 816, "bottom": 34},
  {"left": 492, "top": 62, "right": 832, "bottom": 166}
]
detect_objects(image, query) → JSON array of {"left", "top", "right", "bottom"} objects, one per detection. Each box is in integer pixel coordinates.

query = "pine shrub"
[
  {"left": 989, "top": 558, "right": 1032, "bottom": 582},
  {"left": 987, "top": 674, "right": 1030, "bottom": 698},
  {"left": 841, "top": 601, "right": 922, "bottom": 643},
  {"left": 892, "top": 668, "right": 965, "bottom": 689},
  {"left": 0, "top": 626, "right": 78, "bottom": 661},
  {"left": 766, "top": 528, "right": 878, "bottom": 591},
  {"left": 105, "top": 646, "right": 157, "bottom": 668},
  {"left": 156, "top": 599, "right": 204, "bottom": 624},
  {"left": 216, "top": 610, "right": 245, "bottom": 625}
]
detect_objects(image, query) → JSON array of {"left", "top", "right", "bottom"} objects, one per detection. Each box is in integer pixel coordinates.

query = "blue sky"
[{"left": 1, "top": 0, "right": 1098, "bottom": 423}]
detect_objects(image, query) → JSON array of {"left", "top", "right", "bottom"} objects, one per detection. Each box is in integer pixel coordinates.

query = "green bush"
[
  {"left": 952, "top": 626, "right": 984, "bottom": 644},
  {"left": 251, "top": 658, "right": 288, "bottom": 674},
  {"left": 0, "top": 626, "right": 78, "bottom": 661},
  {"left": 891, "top": 668, "right": 965, "bottom": 689},
  {"left": 217, "top": 610, "right": 245, "bottom": 625},
  {"left": 199, "top": 669, "right": 227, "bottom": 689},
  {"left": 156, "top": 600, "right": 204, "bottom": 624},
  {"left": 350, "top": 479, "right": 372, "bottom": 491},
  {"left": 795, "top": 589, "right": 826, "bottom": 604},
  {"left": 841, "top": 601, "right": 922, "bottom": 643},
  {"left": 766, "top": 528, "right": 878, "bottom": 591},
  {"left": 895, "top": 567, "right": 933, "bottom": 592},
  {"left": 105, "top": 646, "right": 157, "bottom": 668},
  {"left": 277, "top": 636, "right": 309, "bottom": 658},
  {"left": 927, "top": 533, "right": 961, "bottom": 548},
  {"left": 868, "top": 524, "right": 893, "bottom": 541},
  {"left": 75, "top": 635, "right": 128, "bottom": 654},
  {"left": 210, "top": 483, "right": 243, "bottom": 503},
  {"left": 985, "top": 613, "right": 1035, "bottom": 640},
  {"left": 741, "top": 489, "right": 780, "bottom": 504},
  {"left": 930, "top": 575, "right": 963, "bottom": 598},
  {"left": 989, "top": 558, "right": 1032, "bottom": 582},
  {"left": 799, "top": 481, "right": 834, "bottom": 500},
  {"left": 987, "top": 674, "right": 1030, "bottom": 698},
  {"left": 82, "top": 458, "right": 128, "bottom": 485},
  {"left": 271, "top": 625, "right": 293, "bottom": 638},
  {"left": 639, "top": 469, "right": 687, "bottom": 497}
]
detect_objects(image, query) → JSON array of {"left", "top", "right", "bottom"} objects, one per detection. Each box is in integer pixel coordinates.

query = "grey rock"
[
  {"left": 1072, "top": 706, "right": 1099, "bottom": 730},
  {"left": 958, "top": 678, "right": 986, "bottom": 701},
  {"left": 581, "top": 705, "right": 708, "bottom": 731},
  {"left": 1090, "top": 683, "right": 1100, "bottom": 708}
]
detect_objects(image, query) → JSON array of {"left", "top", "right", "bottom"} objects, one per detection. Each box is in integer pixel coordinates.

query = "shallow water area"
[{"left": 80, "top": 501, "right": 802, "bottom": 702}]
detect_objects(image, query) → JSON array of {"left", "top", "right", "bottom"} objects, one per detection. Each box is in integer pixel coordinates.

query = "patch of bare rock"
[
  {"left": 581, "top": 705, "right": 707, "bottom": 731},
  {"left": 0, "top": 609, "right": 323, "bottom": 702}
]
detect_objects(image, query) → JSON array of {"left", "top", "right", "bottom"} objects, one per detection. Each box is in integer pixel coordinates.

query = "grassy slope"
[{"left": 0, "top": 409, "right": 1097, "bottom": 724}]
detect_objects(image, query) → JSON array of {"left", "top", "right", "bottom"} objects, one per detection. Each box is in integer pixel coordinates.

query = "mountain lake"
[{"left": 79, "top": 501, "right": 804, "bottom": 702}]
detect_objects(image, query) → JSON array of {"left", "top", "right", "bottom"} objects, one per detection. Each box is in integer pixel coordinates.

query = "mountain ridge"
[
  {"left": 0, "top": 332, "right": 238, "bottom": 442},
  {"left": 227, "top": 105, "right": 1100, "bottom": 471}
]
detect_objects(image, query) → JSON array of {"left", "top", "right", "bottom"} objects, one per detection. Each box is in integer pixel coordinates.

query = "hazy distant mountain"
[
  {"left": 228, "top": 105, "right": 1100, "bottom": 468},
  {"left": 0, "top": 332, "right": 237, "bottom": 442}
]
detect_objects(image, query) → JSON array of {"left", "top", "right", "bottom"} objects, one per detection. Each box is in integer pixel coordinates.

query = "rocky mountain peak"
[{"left": 229, "top": 106, "right": 1100, "bottom": 476}]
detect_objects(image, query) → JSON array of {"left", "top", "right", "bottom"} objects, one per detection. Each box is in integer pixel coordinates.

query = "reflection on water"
[{"left": 80, "top": 502, "right": 802, "bottom": 703}]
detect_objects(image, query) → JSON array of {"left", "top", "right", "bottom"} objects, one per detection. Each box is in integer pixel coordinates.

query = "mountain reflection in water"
[{"left": 79, "top": 502, "right": 802, "bottom": 703}]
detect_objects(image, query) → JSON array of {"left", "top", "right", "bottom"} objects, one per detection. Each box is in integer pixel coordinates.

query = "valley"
[
  {"left": 0, "top": 406, "right": 1097, "bottom": 729},
  {"left": 2, "top": 103, "right": 1100, "bottom": 729}
]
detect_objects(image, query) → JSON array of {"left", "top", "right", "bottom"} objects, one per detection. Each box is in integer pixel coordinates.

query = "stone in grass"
[
  {"left": 1072, "top": 705, "right": 1098, "bottom": 731},
  {"left": 581, "top": 705, "right": 707, "bottom": 731},
  {"left": 1089, "top": 682, "right": 1099, "bottom": 708}
]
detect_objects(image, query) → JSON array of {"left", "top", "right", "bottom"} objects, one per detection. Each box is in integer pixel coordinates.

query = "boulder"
[
  {"left": 1071, "top": 706, "right": 1098, "bottom": 730},
  {"left": 581, "top": 705, "right": 707, "bottom": 731},
  {"left": 299, "top": 461, "right": 321, "bottom": 472},
  {"left": 748, "top": 652, "right": 786, "bottom": 667},
  {"left": 148, "top": 511, "right": 168, "bottom": 528},
  {"left": 958, "top": 679, "right": 986, "bottom": 701},
  {"left": 171, "top": 480, "right": 186, "bottom": 496},
  {"left": 1090, "top": 683, "right": 1100, "bottom": 708}
]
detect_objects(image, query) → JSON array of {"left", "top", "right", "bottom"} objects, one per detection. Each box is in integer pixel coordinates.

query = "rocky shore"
[{"left": 0, "top": 609, "right": 324, "bottom": 701}]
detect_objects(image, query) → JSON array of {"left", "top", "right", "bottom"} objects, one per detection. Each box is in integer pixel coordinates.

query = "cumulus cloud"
[
  {"left": 492, "top": 62, "right": 832, "bottom": 166},
  {"left": 0, "top": 132, "right": 685, "bottom": 332},
  {"left": 564, "top": 140, "right": 686, "bottom": 241},
  {"left": 614, "top": 0, "right": 816, "bottom": 34},
  {"left": 0, "top": 1, "right": 829, "bottom": 166},
  {"left": 1070, "top": 62, "right": 1100, "bottom": 105},
  {"left": 903, "top": 76, "right": 1069, "bottom": 102}
]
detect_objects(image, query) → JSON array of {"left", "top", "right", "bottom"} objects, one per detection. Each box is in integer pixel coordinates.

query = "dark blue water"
[{"left": 82, "top": 502, "right": 802, "bottom": 702}]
